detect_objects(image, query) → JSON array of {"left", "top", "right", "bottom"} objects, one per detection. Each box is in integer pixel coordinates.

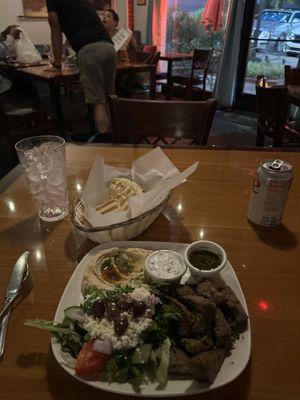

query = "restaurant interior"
[
  {"left": 0, "top": 1, "right": 300, "bottom": 400},
  {"left": 2, "top": 0, "right": 300, "bottom": 178}
]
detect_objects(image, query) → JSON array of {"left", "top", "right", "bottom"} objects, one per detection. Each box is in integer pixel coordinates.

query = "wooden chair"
[
  {"left": 128, "top": 50, "right": 160, "bottom": 66},
  {"left": 256, "top": 79, "right": 300, "bottom": 147},
  {"left": 284, "top": 65, "right": 300, "bottom": 86},
  {"left": 0, "top": 99, "right": 17, "bottom": 173},
  {"left": 133, "top": 30, "right": 142, "bottom": 49},
  {"left": 284, "top": 65, "right": 300, "bottom": 112},
  {"left": 168, "top": 48, "right": 213, "bottom": 100},
  {"left": 143, "top": 45, "right": 157, "bottom": 53},
  {"left": 0, "top": 93, "right": 51, "bottom": 134},
  {"left": 118, "top": 51, "right": 161, "bottom": 99},
  {"left": 109, "top": 95, "right": 217, "bottom": 145}
]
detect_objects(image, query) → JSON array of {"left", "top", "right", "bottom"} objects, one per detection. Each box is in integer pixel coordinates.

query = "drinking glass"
[
  {"left": 15, "top": 136, "right": 69, "bottom": 222},
  {"left": 43, "top": 44, "right": 52, "bottom": 59}
]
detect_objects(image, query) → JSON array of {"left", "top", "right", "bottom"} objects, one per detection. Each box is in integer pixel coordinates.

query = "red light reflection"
[{"left": 258, "top": 300, "right": 269, "bottom": 311}]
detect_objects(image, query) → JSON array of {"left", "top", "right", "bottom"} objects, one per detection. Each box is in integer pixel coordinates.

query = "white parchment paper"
[{"left": 81, "top": 147, "right": 198, "bottom": 227}]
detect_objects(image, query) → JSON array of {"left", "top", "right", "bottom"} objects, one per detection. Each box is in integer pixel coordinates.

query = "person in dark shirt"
[{"left": 46, "top": 0, "right": 118, "bottom": 136}]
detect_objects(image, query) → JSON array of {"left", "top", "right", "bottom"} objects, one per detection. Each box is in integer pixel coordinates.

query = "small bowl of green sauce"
[{"left": 184, "top": 240, "right": 227, "bottom": 278}]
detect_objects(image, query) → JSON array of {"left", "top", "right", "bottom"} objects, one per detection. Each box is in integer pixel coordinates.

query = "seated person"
[
  {"left": 0, "top": 25, "right": 39, "bottom": 105},
  {"left": 101, "top": 9, "right": 137, "bottom": 62},
  {"left": 102, "top": 10, "right": 150, "bottom": 94},
  {"left": 0, "top": 25, "right": 21, "bottom": 94},
  {"left": 0, "top": 25, "right": 21, "bottom": 59}
]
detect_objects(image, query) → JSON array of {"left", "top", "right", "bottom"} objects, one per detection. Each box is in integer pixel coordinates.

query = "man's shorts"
[{"left": 77, "top": 42, "right": 118, "bottom": 104}]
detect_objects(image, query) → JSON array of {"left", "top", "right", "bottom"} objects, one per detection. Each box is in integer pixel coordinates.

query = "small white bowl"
[
  {"left": 184, "top": 240, "right": 227, "bottom": 278},
  {"left": 145, "top": 250, "right": 187, "bottom": 284}
]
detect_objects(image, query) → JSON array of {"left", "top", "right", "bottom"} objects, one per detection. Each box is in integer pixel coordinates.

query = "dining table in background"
[
  {"left": 0, "top": 145, "right": 300, "bottom": 400},
  {"left": 159, "top": 52, "right": 193, "bottom": 99},
  {"left": 1, "top": 61, "right": 156, "bottom": 135},
  {"left": 1, "top": 62, "right": 79, "bottom": 136}
]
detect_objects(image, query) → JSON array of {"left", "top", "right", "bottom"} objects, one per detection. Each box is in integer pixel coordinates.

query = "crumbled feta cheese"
[
  {"left": 83, "top": 313, "right": 152, "bottom": 350},
  {"left": 129, "top": 287, "right": 151, "bottom": 302}
]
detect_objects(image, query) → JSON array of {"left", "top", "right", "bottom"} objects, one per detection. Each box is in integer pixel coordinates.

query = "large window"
[
  {"left": 165, "top": 0, "right": 229, "bottom": 91},
  {"left": 243, "top": 1, "right": 300, "bottom": 95}
]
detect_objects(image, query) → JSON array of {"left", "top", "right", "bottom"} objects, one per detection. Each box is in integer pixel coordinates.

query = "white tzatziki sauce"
[{"left": 146, "top": 250, "right": 184, "bottom": 279}]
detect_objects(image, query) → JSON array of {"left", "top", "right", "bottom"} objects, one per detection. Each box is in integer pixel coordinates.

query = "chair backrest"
[
  {"left": 129, "top": 51, "right": 161, "bottom": 67},
  {"left": 109, "top": 96, "right": 217, "bottom": 145},
  {"left": 255, "top": 83, "right": 289, "bottom": 133},
  {"left": 133, "top": 30, "right": 142, "bottom": 46},
  {"left": 284, "top": 65, "right": 300, "bottom": 85},
  {"left": 0, "top": 97, "right": 18, "bottom": 170},
  {"left": 191, "top": 48, "right": 213, "bottom": 79},
  {"left": 143, "top": 45, "right": 157, "bottom": 53}
]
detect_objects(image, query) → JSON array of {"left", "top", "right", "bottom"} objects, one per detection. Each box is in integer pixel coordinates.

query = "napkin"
[{"left": 81, "top": 147, "right": 198, "bottom": 227}]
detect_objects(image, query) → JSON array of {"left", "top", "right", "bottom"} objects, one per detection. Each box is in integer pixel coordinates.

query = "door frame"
[{"left": 235, "top": 0, "right": 257, "bottom": 111}]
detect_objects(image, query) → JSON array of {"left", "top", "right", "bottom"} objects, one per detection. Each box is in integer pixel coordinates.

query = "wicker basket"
[{"left": 71, "top": 193, "right": 171, "bottom": 243}]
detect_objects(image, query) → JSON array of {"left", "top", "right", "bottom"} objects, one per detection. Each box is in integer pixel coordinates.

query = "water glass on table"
[{"left": 15, "top": 136, "right": 69, "bottom": 222}]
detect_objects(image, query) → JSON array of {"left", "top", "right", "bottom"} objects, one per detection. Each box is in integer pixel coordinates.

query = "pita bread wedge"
[{"left": 81, "top": 247, "right": 152, "bottom": 294}]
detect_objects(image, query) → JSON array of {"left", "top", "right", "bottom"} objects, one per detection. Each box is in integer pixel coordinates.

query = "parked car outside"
[
  {"left": 285, "top": 23, "right": 300, "bottom": 55},
  {"left": 252, "top": 9, "right": 300, "bottom": 53}
]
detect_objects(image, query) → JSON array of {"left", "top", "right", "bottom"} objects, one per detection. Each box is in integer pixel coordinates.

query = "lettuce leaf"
[{"left": 24, "top": 318, "right": 85, "bottom": 357}]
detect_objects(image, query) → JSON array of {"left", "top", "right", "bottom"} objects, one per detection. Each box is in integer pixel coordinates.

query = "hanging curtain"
[
  {"left": 127, "top": 0, "right": 134, "bottom": 30},
  {"left": 215, "top": 0, "right": 245, "bottom": 107},
  {"left": 167, "top": 0, "right": 179, "bottom": 52},
  {"left": 146, "top": 0, "right": 153, "bottom": 45},
  {"left": 152, "top": 0, "right": 168, "bottom": 53}
]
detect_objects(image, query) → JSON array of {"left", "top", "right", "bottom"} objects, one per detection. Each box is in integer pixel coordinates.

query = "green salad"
[{"left": 25, "top": 284, "right": 181, "bottom": 388}]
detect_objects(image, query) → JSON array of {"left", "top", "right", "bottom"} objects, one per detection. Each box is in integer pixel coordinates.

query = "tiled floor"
[{"left": 209, "top": 110, "right": 259, "bottom": 147}]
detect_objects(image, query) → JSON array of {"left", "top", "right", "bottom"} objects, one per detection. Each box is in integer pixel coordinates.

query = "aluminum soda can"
[{"left": 247, "top": 159, "right": 293, "bottom": 227}]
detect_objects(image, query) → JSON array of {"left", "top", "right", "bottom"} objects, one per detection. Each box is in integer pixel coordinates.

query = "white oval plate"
[{"left": 52, "top": 241, "right": 251, "bottom": 397}]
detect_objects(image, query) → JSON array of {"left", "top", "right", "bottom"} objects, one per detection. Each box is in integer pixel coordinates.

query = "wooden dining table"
[
  {"left": 0, "top": 145, "right": 300, "bottom": 400},
  {"left": 159, "top": 52, "right": 193, "bottom": 99},
  {"left": 1, "top": 61, "right": 156, "bottom": 135}
]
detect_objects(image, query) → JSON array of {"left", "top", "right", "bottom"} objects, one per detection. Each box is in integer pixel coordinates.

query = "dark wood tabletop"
[
  {"left": 4, "top": 61, "right": 155, "bottom": 83},
  {"left": 0, "top": 145, "right": 300, "bottom": 399},
  {"left": 160, "top": 52, "right": 193, "bottom": 61}
]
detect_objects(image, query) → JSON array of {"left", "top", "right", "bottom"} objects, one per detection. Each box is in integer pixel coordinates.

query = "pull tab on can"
[{"left": 269, "top": 159, "right": 284, "bottom": 171}]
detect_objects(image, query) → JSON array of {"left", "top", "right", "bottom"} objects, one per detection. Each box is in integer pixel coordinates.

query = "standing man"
[{"left": 46, "top": 0, "right": 118, "bottom": 137}]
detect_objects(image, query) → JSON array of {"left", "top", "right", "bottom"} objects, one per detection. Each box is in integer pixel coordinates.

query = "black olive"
[
  {"left": 132, "top": 301, "right": 146, "bottom": 318},
  {"left": 105, "top": 302, "right": 120, "bottom": 321},
  {"left": 91, "top": 300, "right": 106, "bottom": 319},
  {"left": 114, "top": 315, "right": 129, "bottom": 337},
  {"left": 117, "top": 295, "right": 135, "bottom": 311}
]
